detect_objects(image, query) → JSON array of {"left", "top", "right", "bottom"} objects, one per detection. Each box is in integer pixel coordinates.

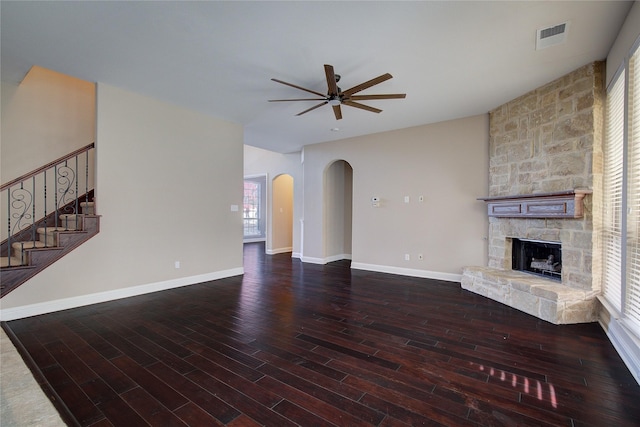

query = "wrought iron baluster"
[
  {"left": 7, "top": 188, "right": 11, "bottom": 266},
  {"left": 74, "top": 154, "right": 79, "bottom": 224},
  {"left": 31, "top": 177, "right": 36, "bottom": 245},
  {"left": 44, "top": 171, "right": 48, "bottom": 247},
  {"left": 55, "top": 163, "right": 61, "bottom": 227},
  {"left": 85, "top": 149, "right": 89, "bottom": 209}
]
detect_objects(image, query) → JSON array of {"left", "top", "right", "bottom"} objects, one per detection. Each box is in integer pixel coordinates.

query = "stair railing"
[{"left": 1, "top": 143, "right": 95, "bottom": 267}]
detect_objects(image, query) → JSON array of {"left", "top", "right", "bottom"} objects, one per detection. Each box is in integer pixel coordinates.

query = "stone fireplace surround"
[{"left": 461, "top": 62, "right": 604, "bottom": 324}]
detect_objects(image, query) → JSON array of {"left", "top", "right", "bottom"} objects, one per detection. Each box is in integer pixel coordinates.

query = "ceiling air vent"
[{"left": 536, "top": 22, "right": 569, "bottom": 50}]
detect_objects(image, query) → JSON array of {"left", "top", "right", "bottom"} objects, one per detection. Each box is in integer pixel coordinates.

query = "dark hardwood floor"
[{"left": 3, "top": 242, "right": 640, "bottom": 426}]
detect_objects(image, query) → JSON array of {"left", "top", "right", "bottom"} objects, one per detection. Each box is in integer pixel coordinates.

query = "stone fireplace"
[{"left": 462, "top": 62, "right": 604, "bottom": 324}]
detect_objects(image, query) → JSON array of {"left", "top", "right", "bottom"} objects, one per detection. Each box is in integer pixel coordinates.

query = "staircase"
[{"left": 1, "top": 144, "right": 98, "bottom": 298}]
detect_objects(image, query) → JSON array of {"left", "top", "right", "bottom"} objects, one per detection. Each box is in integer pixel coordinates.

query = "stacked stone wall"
[
  {"left": 487, "top": 62, "right": 604, "bottom": 293},
  {"left": 489, "top": 61, "right": 604, "bottom": 197}
]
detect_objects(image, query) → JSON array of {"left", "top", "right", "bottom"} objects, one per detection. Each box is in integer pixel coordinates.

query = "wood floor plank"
[
  {"left": 41, "top": 365, "right": 105, "bottom": 425},
  {"left": 256, "top": 375, "right": 373, "bottom": 427},
  {"left": 186, "top": 369, "right": 298, "bottom": 427},
  {"left": 44, "top": 340, "right": 99, "bottom": 386},
  {"left": 120, "top": 386, "right": 189, "bottom": 426},
  {"left": 252, "top": 349, "right": 364, "bottom": 401},
  {"left": 173, "top": 402, "right": 226, "bottom": 426},
  {"left": 271, "top": 399, "right": 338, "bottom": 427},
  {"left": 110, "top": 355, "right": 189, "bottom": 411},
  {"left": 185, "top": 353, "right": 282, "bottom": 407},
  {"left": 94, "top": 390, "right": 149, "bottom": 426},
  {"left": 3, "top": 242, "right": 640, "bottom": 426},
  {"left": 146, "top": 361, "right": 241, "bottom": 424},
  {"left": 182, "top": 339, "right": 265, "bottom": 382},
  {"left": 258, "top": 363, "right": 385, "bottom": 425}
]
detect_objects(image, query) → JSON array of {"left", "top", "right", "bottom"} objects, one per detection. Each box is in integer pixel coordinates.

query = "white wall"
[
  {"left": 244, "top": 145, "right": 302, "bottom": 256},
  {"left": 606, "top": 1, "right": 640, "bottom": 87},
  {"left": 302, "top": 114, "right": 489, "bottom": 281},
  {"left": 1, "top": 83, "right": 244, "bottom": 318},
  {"left": 0, "top": 66, "right": 95, "bottom": 183}
]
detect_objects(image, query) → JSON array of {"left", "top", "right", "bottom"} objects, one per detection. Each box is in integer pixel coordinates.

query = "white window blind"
[
  {"left": 603, "top": 69, "right": 626, "bottom": 312},
  {"left": 626, "top": 46, "right": 640, "bottom": 331}
]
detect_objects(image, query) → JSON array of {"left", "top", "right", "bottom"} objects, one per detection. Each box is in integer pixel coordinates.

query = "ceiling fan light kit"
[{"left": 269, "top": 64, "right": 406, "bottom": 120}]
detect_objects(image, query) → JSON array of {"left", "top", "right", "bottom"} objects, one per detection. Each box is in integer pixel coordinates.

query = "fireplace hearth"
[{"left": 512, "top": 238, "right": 562, "bottom": 281}]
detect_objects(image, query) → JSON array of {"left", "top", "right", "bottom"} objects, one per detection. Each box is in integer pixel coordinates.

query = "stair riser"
[
  {"left": 59, "top": 215, "right": 82, "bottom": 230},
  {"left": 80, "top": 202, "right": 95, "bottom": 215},
  {"left": 12, "top": 249, "right": 27, "bottom": 264},
  {"left": 38, "top": 233, "right": 58, "bottom": 246}
]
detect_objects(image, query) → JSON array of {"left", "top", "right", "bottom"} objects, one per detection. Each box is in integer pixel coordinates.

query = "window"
[
  {"left": 627, "top": 44, "right": 640, "bottom": 330},
  {"left": 243, "top": 176, "right": 266, "bottom": 240},
  {"left": 603, "top": 39, "right": 640, "bottom": 334},
  {"left": 603, "top": 69, "right": 625, "bottom": 312}
]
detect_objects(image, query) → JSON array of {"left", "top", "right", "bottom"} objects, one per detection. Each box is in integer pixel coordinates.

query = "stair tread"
[
  {"left": 59, "top": 214, "right": 81, "bottom": 219},
  {"left": 0, "top": 257, "right": 22, "bottom": 267},
  {"left": 37, "top": 227, "right": 69, "bottom": 233},
  {"left": 11, "top": 241, "right": 48, "bottom": 249}
]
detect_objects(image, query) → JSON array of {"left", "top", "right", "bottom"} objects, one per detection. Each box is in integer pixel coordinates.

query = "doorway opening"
[{"left": 269, "top": 174, "right": 294, "bottom": 254}]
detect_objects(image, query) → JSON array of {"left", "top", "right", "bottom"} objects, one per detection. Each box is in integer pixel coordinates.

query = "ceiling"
[{"left": 1, "top": 1, "right": 633, "bottom": 153}]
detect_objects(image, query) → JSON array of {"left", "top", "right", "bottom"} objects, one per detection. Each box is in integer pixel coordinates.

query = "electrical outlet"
[
  {"left": 404, "top": 254, "right": 410, "bottom": 261},
  {"left": 175, "top": 261, "right": 181, "bottom": 269}
]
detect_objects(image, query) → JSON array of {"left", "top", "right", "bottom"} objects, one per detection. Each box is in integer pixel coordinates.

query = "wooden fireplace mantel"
[{"left": 478, "top": 190, "right": 592, "bottom": 218}]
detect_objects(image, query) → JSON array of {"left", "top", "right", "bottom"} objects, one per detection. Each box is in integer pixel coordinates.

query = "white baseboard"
[
  {"left": 301, "top": 253, "right": 351, "bottom": 264},
  {"left": 326, "top": 253, "right": 352, "bottom": 263},
  {"left": 291, "top": 252, "right": 301, "bottom": 259},
  {"left": 350, "top": 262, "right": 462, "bottom": 283},
  {"left": 266, "top": 246, "right": 293, "bottom": 255},
  {"left": 598, "top": 297, "right": 640, "bottom": 385},
  {"left": 301, "top": 256, "right": 326, "bottom": 264},
  {"left": 0, "top": 267, "right": 244, "bottom": 321},
  {"left": 243, "top": 238, "right": 266, "bottom": 243}
]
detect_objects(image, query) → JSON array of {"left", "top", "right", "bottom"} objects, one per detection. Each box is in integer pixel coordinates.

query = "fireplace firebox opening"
[{"left": 512, "top": 238, "right": 562, "bottom": 281}]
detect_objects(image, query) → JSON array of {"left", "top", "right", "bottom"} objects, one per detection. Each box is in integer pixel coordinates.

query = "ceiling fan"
[{"left": 269, "top": 64, "right": 406, "bottom": 120}]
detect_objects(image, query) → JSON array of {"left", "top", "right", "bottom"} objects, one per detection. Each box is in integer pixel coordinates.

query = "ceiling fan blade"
[
  {"left": 271, "top": 78, "right": 326, "bottom": 97},
  {"left": 268, "top": 98, "right": 327, "bottom": 102},
  {"left": 349, "top": 94, "right": 406, "bottom": 100},
  {"left": 296, "top": 101, "right": 328, "bottom": 116},
  {"left": 342, "top": 100, "right": 382, "bottom": 114},
  {"left": 324, "top": 64, "right": 339, "bottom": 96},
  {"left": 342, "top": 73, "right": 393, "bottom": 96},
  {"left": 332, "top": 104, "right": 342, "bottom": 120}
]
